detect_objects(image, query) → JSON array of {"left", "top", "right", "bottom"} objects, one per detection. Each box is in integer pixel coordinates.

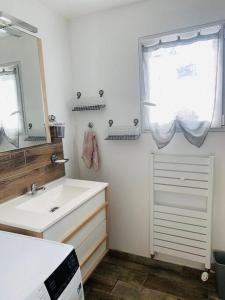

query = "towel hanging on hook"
[{"left": 82, "top": 123, "right": 100, "bottom": 171}]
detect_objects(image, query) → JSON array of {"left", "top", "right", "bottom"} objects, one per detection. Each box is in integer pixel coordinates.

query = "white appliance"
[{"left": 0, "top": 231, "right": 84, "bottom": 300}]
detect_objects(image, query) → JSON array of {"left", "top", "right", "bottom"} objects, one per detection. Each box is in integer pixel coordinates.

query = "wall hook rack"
[
  {"left": 105, "top": 118, "right": 140, "bottom": 140},
  {"left": 72, "top": 90, "right": 106, "bottom": 111}
]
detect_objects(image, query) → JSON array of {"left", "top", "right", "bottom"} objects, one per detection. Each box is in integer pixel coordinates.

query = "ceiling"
[{"left": 40, "top": 0, "right": 145, "bottom": 19}]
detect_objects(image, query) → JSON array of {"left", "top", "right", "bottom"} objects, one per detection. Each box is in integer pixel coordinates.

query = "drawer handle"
[
  {"left": 61, "top": 202, "right": 108, "bottom": 243},
  {"left": 80, "top": 234, "right": 108, "bottom": 267}
]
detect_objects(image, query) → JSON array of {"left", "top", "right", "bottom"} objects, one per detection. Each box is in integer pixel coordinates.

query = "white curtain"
[
  {"left": 142, "top": 25, "right": 223, "bottom": 148},
  {"left": 0, "top": 71, "right": 20, "bottom": 147}
]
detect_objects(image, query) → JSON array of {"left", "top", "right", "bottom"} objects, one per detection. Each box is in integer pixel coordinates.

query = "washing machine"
[{"left": 0, "top": 230, "right": 84, "bottom": 300}]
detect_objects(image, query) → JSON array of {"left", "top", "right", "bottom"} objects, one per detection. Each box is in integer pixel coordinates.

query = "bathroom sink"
[
  {"left": 0, "top": 178, "right": 108, "bottom": 232},
  {"left": 16, "top": 182, "right": 89, "bottom": 214}
]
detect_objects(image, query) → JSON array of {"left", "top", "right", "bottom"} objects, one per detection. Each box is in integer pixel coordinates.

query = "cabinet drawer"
[
  {"left": 65, "top": 209, "right": 106, "bottom": 250},
  {"left": 43, "top": 190, "right": 105, "bottom": 241},
  {"left": 81, "top": 240, "right": 107, "bottom": 282},
  {"left": 76, "top": 219, "right": 107, "bottom": 262}
]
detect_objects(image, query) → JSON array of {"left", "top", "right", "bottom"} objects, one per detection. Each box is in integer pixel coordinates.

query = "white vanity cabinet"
[
  {"left": 43, "top": 190, "right": 109, "bottom": 282},
  {"left": 0, "top": 178, "right": 109, "bottom": 284}
]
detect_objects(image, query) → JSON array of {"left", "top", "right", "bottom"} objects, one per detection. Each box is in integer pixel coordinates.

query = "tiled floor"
[{"left": 84, "top": 250, "right": 219, "bottom": 300}]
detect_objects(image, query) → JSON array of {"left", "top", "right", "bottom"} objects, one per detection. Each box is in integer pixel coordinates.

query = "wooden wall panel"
[
  {"left": 0, "top": 141, "right": 65, "bottom": 204},
  {"left": 0, "top": 150, "right": 26, "bottom": 179},
  {"left": 25, "top": 142, "right": 63, "bottom": 172}
]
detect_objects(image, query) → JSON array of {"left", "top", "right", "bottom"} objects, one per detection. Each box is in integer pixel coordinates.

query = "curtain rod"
[
  {"left": 0, "top": 69, "right": 16, "bottom": 75},
  {"left": 139, "top": 19, "right": 225, "bottom": 45}
]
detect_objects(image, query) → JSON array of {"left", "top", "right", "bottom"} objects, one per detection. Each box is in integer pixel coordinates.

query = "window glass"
[{"left": 145, "top": 38, "right": 218, "bottom": 125}]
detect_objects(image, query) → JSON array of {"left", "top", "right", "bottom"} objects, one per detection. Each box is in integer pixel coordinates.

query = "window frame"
[{"left": 138, "top": 20, "right": 225, "bottom": 133}]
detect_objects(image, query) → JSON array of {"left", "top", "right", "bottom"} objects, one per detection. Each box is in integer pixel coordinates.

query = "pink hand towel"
[
  {"left": 92, "top": 135, "right": 100, "bottom": 171},
  {"left": 82, "top": 129, "right": 100, "bottom": 171}
]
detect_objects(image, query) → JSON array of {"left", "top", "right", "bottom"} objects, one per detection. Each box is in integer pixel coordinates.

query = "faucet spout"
[{"left": 31, "top": 183, "right": 46, "bottom": 195}]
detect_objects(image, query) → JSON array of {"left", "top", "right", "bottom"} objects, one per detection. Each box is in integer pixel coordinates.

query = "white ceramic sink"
[
  {"left": 0, "top": 178, "right": 108, "bottom": 232},
  {"left": 16, "top": 181, "right": 89, "bottom": 214}
]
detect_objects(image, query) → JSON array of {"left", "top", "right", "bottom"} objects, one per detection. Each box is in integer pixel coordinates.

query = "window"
[{"left": 140, "top": 23, "right": 224, "bottom": 148}]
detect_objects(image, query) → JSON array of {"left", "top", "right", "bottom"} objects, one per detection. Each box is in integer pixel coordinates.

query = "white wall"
[
  {"left": 0, "top": 0, "right": 80, "bottom": 178},
  {"left": 70, "top": 0, "right": 225, "bottom": 266}
]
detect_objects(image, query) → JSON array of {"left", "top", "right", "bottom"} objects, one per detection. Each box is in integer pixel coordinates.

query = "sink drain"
[{"left": 49, "top": 206, "right": 60, "bottom": 213}]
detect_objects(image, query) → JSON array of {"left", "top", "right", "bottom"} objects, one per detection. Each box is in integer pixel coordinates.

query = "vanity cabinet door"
[
  {"left": 81, "top": 240, "right": 107, "bottom": 282},
  {"left": 76, "top": 219, "right": 107, "bottom": 262},
  {"left": 63, "top": 209, "right": 106, "bottom": 250},
  {"left": 43, "top": 190, "right": 105, "bottom": 241},
  {"left": 63, "top": 210, "right": 108, "bottom": 282}
]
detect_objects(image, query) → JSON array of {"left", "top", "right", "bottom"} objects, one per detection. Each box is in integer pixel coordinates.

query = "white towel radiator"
[{"left": 150, "top": 153, "right": 214, "bottom": 281}]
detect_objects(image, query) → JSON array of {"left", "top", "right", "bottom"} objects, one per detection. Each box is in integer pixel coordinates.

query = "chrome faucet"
[{"left": 31, "top": 183, "right": 46, "bottom": 195}]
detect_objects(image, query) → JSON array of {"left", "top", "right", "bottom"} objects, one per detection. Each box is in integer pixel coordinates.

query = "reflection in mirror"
[
  {"left": 0, "top": 24, "right": 50, "bottom": 152},
  {"left": 0, "top": 64, "right": 23, "bottom": 147}
]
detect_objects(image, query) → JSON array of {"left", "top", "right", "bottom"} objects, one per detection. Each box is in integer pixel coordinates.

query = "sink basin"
[
  {"left": 0, "top": 178, "right": 108, "bottom": 232},
  {"left": 16, "top": 182, "right": 89, "bottom": 214}
]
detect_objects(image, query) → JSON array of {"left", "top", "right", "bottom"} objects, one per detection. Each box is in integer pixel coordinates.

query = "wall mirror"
[{"left": 0, "top": 14, "right": 50, "bottom": 152}]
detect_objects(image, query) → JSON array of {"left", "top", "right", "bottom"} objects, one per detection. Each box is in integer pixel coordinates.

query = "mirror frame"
[
  {"left": 0, "top": 13, "right": 51, "bottom": 152},
  {"left": 37, "top": 38, "right": 51, "bottom": 145}
]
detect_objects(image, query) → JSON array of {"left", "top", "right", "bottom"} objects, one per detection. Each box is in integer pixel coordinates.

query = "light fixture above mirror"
[{"left": 0, "top": 11, "right": 38, "bottom": 34}]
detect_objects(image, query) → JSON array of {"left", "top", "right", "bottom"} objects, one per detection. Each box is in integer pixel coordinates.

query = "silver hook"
[
  {"left": 48, "top": 115, "right": 56, "bottom": 122},
  {"left": 99, "top": 90, "right": 104, "bottom": 98},
  {"left": 133, "top": 119, "right": 139, "bottom": 127},
  {"left": 77, "top": 92, "right": 82, "bottom": 99},
  {"left": 108, "top": 120, "right": 113, "bottom": 127},
  {"left": 88, "top": 122, "right": 94, "bottom": 128}
]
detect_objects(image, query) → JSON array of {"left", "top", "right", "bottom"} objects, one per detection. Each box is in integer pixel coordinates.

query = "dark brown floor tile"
[
  {"left": 112, "top": 281, "right": 177, "bottom": 300},
  {"left": 112, "top": 281, "right": 144, "bottom": 299},
  {"left": 109, "top": 250, "right": 182, "bottom": 273},
  {"left": 149, "top": 260, "right": 183, "bottom": 274},
  {"left": 144, "top": 273, "right": 208, "bottom": 300},
  {"left": 142, "top": 288, "right": 178, "bottom": 300},
  {"left": 182, "top": 267, "right": 216, "bottom": 291},
  {"left": 84, "top": 251, "right": 218, "bottom": 300},
  {"left": 95, "top": 260, "right": 148, "bottom": 289},
  {"left": 85, "top": 289, "right": 119, "bottom": 300},
  {"left": 134, "top": 259, "right": 215, "bottom": 294},
  {"left": 103, "top": 254, "right": 151, "bottom": 273},
  {"left": 148, "top": 266, "right": 212, "bottom": 293},
  {"left": 108, "top": 250, "right": 156, "bottom": 268},
  {"left": 85, "top": 271, "right": 118, "bottom": 293},
  {"left": 84, "top": 284, "right": 92, "bottom": 297},
  {"left": 208, "top": 291, "right": 220, "bottom": 300}
]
